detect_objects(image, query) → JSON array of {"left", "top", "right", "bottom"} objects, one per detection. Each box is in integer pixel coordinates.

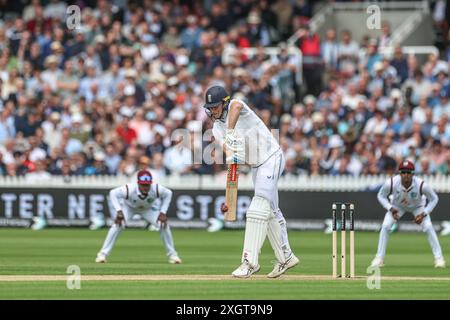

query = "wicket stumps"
[{"left": 332, "top": 202, "right": 355, "bottom": 278}]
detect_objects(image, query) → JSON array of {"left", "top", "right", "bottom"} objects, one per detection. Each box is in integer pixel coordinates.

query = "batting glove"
[
  {"left": 226, "top": 152, "right": 245, "bottom": 164},
  {"left": 224, "top": 129, "right": 244, "bottom": 153}
]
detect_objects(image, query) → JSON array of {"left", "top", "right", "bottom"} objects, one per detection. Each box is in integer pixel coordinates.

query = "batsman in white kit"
[
  {"left": 203, "top": 85, "right": 299, "bottom": 278},
  {"left": 95, "top": 170, "right": 182, "bottom": 264},
  {"left": 370, "top": 160, "right": 446, "bottom": 268}
]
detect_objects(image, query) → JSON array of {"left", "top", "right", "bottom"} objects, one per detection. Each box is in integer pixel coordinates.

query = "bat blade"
[{"left": 224, "top": 164, "right": 238, "bottom": 221}]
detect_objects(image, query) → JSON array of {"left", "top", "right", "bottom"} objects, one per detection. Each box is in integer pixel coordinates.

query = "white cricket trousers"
[
  {"left": 375, "top": 207, "right": 443, "bottom": 259},
  {"left": 251, "top": 149, "right": 293, "bottom": 261},
  {"left": 99, "top": 200, "right": 178, "bottom": 258}
]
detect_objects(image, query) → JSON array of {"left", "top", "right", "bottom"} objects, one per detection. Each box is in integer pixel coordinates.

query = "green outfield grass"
[{"left": 0, "top": 228, "right": 449, "bottom": 299}]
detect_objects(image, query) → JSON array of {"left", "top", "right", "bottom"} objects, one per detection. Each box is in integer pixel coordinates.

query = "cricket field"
[{"left": 0, "top": 228, "right": 449, "bottom": 299}]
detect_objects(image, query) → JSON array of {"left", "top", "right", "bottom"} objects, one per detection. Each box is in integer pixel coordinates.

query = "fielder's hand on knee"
[
  {"left": 115, "top": 210, "right": 124, "bottom": 226},
  {"left": 158, "top": 213, "right": 168, "bottom": 228},
  {"left": 220, "top": 203, "right": 228, "bottom": 214},
  {"left": 414, "top": 213, "right": 426, "bottom": 225},
  {"left": 390, "top": 207, "right": 399, "bottom": 220}
]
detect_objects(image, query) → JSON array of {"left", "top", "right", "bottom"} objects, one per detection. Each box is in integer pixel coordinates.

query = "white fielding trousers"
[
  {"left": 99, "top": 199, "right": 178, "bottom": 258},
  {"left": 375, "top": 206, "right": 443, "bottom": 259}
]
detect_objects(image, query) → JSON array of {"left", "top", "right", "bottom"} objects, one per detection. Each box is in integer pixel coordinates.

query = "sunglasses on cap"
[{"left": 138, "top": 175, "right": 152, "bottom": 183}]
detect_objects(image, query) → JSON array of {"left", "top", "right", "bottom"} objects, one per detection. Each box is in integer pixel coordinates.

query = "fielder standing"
[
  {"left": 95, "top": 169, "right": 182, "bottom": 264},
  {"left": 370, "top": 160, "right": 446, "bottom": 268},
  {"left": 203, "top": 85, "right": 299, "bottom": 278}
]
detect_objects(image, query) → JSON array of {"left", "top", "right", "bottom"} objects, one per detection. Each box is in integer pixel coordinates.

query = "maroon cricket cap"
[
  {"left": 137, "top": 170, "right": 153, "bottom": 184},
  {"left": 398, "top": 160, "right": 415, "bottom": 173}
]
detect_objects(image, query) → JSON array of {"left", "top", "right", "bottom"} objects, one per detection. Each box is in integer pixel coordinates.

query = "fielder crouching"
[
  {"left": 370, "top": 160, "right": 446, "bottom": 268},
  {"left": 203, "top": 85, "right": 299, "bottom": 278},
  {"left": 95, "top": 169, "right": 182, "bottom": 264}
]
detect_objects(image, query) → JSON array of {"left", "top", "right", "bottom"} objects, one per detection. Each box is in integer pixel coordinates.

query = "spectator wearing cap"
[
  {"left": 180, "top": 15, "right": 202, "bottom": 52},
  {"left": 70, "top": 113, "right": 91, "bottom": 144},
  {"left": 41, "top": 55, "right": 62, "bottom": 92},
  {"left": 50, "top": 41, "right": 65, "bottom": 67},
  {"left": 246, "top": 11, "right": 271, "bottom": 47}
]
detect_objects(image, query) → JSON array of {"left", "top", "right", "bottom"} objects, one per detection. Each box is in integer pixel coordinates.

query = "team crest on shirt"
[{"left": 410, "top": 192, "right": 417, "bottom": 199}]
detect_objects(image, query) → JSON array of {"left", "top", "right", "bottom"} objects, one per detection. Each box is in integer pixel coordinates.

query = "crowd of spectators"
[{"left": 0, "top": 0, "right": 449, "bottom": 181}]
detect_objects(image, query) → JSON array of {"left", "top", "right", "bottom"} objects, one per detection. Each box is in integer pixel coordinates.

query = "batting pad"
[
  {"left": 267, "top": 212, "right": 285, "bottom": 263},
  {"left": 242, "top": 196, "right": 271, "bottom": 267}
]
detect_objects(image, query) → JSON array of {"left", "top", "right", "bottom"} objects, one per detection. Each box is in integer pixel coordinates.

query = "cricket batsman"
[
  {"left": 370, "top": 160, "right": 446, "bottom": 268},
  {"left": 95, "top": 169, "right": 182, "bottom": 264},
  {"left": 203, "top": 85, "right": 299, "bottom": 278}
]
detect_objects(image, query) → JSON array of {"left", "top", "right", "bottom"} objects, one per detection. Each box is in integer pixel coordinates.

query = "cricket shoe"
[
  {"left": 434, "top": 257, "right": 446, "bottom": 268},
  {"left": 267, "top": 254, "right": 300, "bottom": 278},
  {"left": 231, "top": 260, "right": 260, "bottom": 278},
  {"left": 369, "top": 256, "right": 384, "bottom": 268},
  {"left": 95, "top": 253, "right": 107, "bottom": 263},
  {"left": 168, "top": 255, "right": 182, "bottom": 264}
]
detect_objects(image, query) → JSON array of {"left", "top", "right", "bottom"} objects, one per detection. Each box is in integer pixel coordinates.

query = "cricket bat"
[{"left": 224, "top": 163, "right": 239, "bottom": 221}]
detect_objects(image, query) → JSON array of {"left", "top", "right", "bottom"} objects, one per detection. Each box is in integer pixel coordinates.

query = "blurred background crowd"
[{"left": 0, "top": 0, "right": 449, "bottom": 180}]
